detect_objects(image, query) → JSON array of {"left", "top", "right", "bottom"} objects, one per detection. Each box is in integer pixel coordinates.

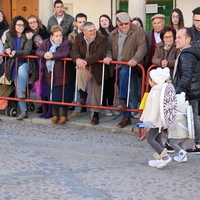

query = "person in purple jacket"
[{"left": 36, "top": 25, "right": 75, "bottom": 124}]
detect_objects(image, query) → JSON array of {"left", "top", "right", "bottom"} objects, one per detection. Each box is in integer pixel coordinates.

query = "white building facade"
[{"left": 39, "top": 0, "right": 199, "bottom": 29}]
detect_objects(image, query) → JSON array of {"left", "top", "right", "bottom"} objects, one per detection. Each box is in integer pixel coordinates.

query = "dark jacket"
[
  {"left": 3, "top": 31, "right": 38, "bottom": 83},
  {"left": 190, "top": 26, "right": 200, "bottom": 49},
  {"left": 47, "top": 12, "right": 74, "bottom": 38},
  {"left": 144, "top": 29, "right": 154, "bottom": 68},
  {"left": 35, "top": 38, "right": 74, "bottom": 87},
  {"left": 70, "top": 31, "right": 108, "bottom": 85},
  {"left": 0, "top": 22, "right": 8, "bottom": 39},
  {"left": 173, "top": 46, "right": 200, "bottom": 100},
  {"left": 32, "top": 25, "right": 50, "bottom": 50},
  {"left": 37, "top": 25, "right": 50, "bottom": 40}
]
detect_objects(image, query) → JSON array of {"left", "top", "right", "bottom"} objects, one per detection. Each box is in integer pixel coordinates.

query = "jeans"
[
  {"left": 14, "top": 63, "right": 29, "bottom": 111},
  {"left": 118, "top": 66, "right": 138, "bottom": 118},
  {"left": 189, "top": 99, "right": 200, "bottom": 144},
  {"left": 75, "top": 91, "right": 82, "bottom": 112}
]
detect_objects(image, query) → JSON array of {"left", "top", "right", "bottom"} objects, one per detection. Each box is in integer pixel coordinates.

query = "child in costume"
[
  {"left": 140, "top": 67, "right": 172, "bottom": 169},
  {"left": 32, "top": 34, "right": 52, "bottom": 118},
  {"left": 169, "top": 92, "right": 189, "bottom": 163}
]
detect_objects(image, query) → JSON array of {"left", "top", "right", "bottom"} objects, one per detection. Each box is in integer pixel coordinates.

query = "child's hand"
[{"left": 144, "top": 121, "right": 153, "bottom": 131}]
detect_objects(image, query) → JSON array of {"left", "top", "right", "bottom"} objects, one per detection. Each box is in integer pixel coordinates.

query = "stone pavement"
[
  {"left": 0, "top": 105, "right": 200, "bottom": 200},
  {"left": 0, "top": 104, "right": 140, "bottom": 135}
]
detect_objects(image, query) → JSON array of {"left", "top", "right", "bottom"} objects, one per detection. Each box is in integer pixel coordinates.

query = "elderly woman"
[
  {"left": 152, "top": 26, "right": 180, "bottom": 75},
  {"left": 4, "top": 15, "right": 38, "bottom": 120},
  {"left": 36, "top": 25, "right": 74, "bottom": 124}
]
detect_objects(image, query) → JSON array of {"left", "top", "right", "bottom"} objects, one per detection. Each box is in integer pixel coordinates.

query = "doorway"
[{"left": 1, "top": 0, "right": 38, "bottom": 24}]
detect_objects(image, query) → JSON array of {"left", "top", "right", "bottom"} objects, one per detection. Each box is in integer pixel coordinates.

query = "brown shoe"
[
  {"left": 90, "top": 117, "right": 99, "bottom": 125},
  {"left": 68, "top": 111, "right": 82, "bottom": 119},
  {"left": 117, "top": 118, "right": 131, "bottom": 128},
  {"left": 60, "top": 116, "right": 68, "bottom": 124},
  {"left": 52, "top": 116, "right": 60, "bottom": 124},
  {"left": 117, "top": 99, "right": 127, "bottom": 109},
  {"left": 77, "top": 98, "right": 86, "bottom": 105}
]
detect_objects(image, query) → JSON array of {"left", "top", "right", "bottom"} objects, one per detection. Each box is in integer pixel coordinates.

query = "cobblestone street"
[{"left": 0, "top": 117, "right": 200, "bottom": 200}]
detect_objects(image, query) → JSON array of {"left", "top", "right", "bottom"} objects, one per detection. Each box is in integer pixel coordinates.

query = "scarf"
[{"left": 46, "top": 38, "right": 61, "bottom": 73}]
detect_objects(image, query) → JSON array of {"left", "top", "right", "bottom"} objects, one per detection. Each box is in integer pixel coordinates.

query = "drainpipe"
[
  {"left": 111, "top": 0, "right": 113, "bottom": 21},
  {"left": 174, "top": 0, "right": 177, "bottom": 8}
]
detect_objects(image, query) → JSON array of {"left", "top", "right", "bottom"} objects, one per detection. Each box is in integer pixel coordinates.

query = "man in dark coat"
[
  {"left": 173, "top": 27, "right": 200, "bottom": 154},
  {"left": 70, "top": 21, "right": 107, "bottom": 125}
]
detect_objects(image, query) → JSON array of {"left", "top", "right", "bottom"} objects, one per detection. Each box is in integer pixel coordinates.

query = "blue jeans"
[
  {"left": 14, "top": 63, "right": 29, "bottom": 111},
  {"left": 75, "top": 91, "right": 82, "bottom": 112},
  {"left": 118, "top": 66, "right": 138, "bottom": 118}
]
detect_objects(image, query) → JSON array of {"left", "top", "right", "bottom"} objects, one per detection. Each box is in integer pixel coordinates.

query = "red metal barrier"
[{"left": 0, "top": 54, "right": 147, "bottom": 138}]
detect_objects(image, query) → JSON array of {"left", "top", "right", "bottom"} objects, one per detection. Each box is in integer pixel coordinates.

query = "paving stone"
[{"left": 0, "top": 113, "right": 200, "bottom": 199}]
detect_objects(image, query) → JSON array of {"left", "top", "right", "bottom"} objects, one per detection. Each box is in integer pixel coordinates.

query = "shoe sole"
[
  {"left": 16, "top": 116, "right": 28, "bottom": 120},
  {"left": 167, "top": 150, "right": 175, "bottom": 154},
  {"left": 117, "top": 106, "right": 127, "bottom": 109},
  {"left": 186, "top": 152, "right": 200, "bottom": 155},
  {"left": 156, "top": 159, "right": 172, "bottom": 169},
  {"left": 68, "top": 114, "right": 82, "bottom": 119},
  {"left": 117, "top": 123, "right": 131, "bottom": 128}
]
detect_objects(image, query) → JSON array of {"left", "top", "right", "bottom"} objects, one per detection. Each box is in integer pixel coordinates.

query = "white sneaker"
[
  {"left": 148, "top": 159, "right": 158, "bottom": 167},
  {"left": 156, "top": 154, "right": 172, "bottom": 169},
  {"left": 112, "top": 110, "right": 121, "bottom": 115},
  {"left": 101, "top": 109, "right": 113, "bottom": 116},
  {"left": 133, "top": 113, "right": 140, "bottom": 119},
  {"left": 174, "top": 149, "right": 187, "bottom": 163}
]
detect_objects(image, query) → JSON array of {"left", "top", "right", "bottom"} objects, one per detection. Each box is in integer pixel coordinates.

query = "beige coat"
[{"left": 140, "top": 83, "right": 165, "bottom": 128}]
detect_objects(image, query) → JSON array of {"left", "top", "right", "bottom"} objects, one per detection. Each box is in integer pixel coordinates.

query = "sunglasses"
[{"left": 118, "top": 22, "right": 129, "bottom": 26}]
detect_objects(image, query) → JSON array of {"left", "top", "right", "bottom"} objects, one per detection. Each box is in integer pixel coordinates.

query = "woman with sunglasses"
[{"left": 4, "top": 15, "right": 38, "bottom": 120}]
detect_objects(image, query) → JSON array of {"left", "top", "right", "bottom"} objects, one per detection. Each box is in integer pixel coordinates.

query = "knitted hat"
[
  {"left": 116, "top": 12, "right": 130, "bottom": 23},
  {"left": 150, "top": 67, "right": 170, "bottom": 84}
]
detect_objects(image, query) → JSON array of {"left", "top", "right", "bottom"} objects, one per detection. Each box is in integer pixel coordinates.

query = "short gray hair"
[{"left": 83, "top": 22, "right": 95, "bottom": 30}]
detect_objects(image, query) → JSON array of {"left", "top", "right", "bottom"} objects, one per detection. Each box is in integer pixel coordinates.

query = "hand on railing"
[
  {"left": 127, "top": 59, "right": 137, "bottom": 67},
  {"left": 103, "top": 57, "right": 112, "bottom": 65}
]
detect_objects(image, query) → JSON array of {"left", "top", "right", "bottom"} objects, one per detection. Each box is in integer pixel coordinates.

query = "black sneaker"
[
  {"left": 186, "top": 146, "right": 200, "bottom": 154},
  {"left": 164, "top": 142, "right": 175, "bottom": 153}
]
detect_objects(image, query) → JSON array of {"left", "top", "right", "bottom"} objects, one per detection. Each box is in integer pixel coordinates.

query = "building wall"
[
  {"left": 176, "top": 0, "right": 200, "bottom": 27},
  {"left": 39, "top": 0, "right": 200, "bottom": 29},
  {"left": 61, "top": 0, "right": 112, "bottom": 29},
  {"left": 39, "top": 0, "right": 53, "bottom": 27}
]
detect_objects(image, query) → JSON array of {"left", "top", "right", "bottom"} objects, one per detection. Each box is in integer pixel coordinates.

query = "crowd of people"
[{"left": 1, "top": 0, "right": 200, "bottom": 167}]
